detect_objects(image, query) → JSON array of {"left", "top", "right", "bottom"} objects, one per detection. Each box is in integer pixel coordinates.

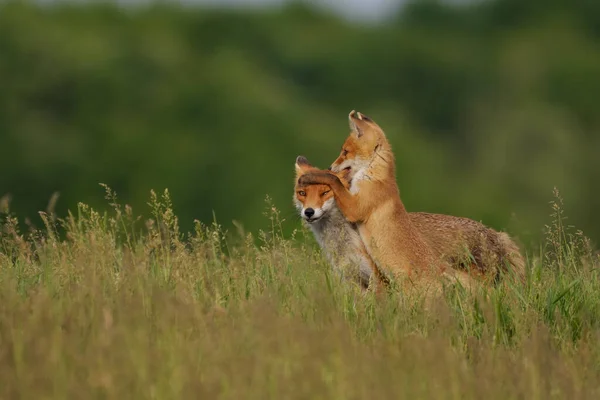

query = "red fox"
[
  {"left": 297, "top": 111, "right": 525, "bottom": 287},
  {"left": 294, "top": 156, "right": 387, "bottom": 291},
  {"left": 295, "top": 156, "right": 524, "bottom": 287}
]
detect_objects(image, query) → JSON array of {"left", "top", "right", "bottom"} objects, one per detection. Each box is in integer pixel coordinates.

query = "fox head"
[
  {"left": 294, "top": 156, "right": 349, "bottom": 223},
  {"left": 329, "top": 110, "right": 391, "bottom": 181}
]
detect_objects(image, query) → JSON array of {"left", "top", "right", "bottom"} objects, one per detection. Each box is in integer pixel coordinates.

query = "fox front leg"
[{"left": 297, "top": 171, "right": 339, "bottom": 187}]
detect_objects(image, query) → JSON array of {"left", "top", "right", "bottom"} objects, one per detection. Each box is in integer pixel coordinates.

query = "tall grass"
[{"left": 0, "top": 187, "right": 599, "bottom": 399}]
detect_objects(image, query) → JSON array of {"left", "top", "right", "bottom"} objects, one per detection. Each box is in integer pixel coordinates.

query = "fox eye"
[
  {"left": 298, "top": 190, "right": 306, "bottom": 196},
  {"left": 321, "top": 190, "right": 330, "bottom": 197},
  {"left": 342, "top": 149, "right": 348, "bottom": 156}
]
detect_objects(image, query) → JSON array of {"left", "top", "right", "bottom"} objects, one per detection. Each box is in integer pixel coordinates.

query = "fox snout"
[
  {"left": 300, "top": 204, "right": 331, "bottom": 223},
  {"left": 330, "top": 163, "right": 351, "bottom": 171},
  {"left": 330, "top": 162, "right": 352, "bottom": 175},
  {"left": 301, "top": 206, "right": 322, "bottom": 222}
]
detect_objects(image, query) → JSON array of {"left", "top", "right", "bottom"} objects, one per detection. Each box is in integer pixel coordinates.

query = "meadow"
[{"left": 0, "top": 186, "right": 599, "bottom": 399}]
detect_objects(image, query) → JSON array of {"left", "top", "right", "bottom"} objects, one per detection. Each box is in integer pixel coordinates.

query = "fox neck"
[
  {"left": 350, "top": 142, "right": 397, "bottom": 192},
  {"left": 371, "top": 141, "right": 396, "bottom": 180}
]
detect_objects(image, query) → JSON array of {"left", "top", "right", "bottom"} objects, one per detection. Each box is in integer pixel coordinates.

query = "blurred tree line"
[{"left": 1, "top": 0, "right": 599, "bottom": 247}]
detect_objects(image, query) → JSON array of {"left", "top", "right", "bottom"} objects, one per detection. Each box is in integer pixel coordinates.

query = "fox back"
[{"left": 410, "top": 212, "right": 526, "bottom": 283}]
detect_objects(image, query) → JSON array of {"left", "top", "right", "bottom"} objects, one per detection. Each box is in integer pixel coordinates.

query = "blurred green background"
[{"left": 1, "top": 0, "right": 599, "bottom": 247}]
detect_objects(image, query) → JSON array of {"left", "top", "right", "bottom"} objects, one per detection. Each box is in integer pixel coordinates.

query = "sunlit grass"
[{"left": 0, "top": 187, "right": 599, "bottom": 399}]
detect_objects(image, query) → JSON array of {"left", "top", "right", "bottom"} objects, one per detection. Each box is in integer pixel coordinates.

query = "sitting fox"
[
  {"left": 294, "top": 156, "right": 386, "bottom": 290},
  {"left": 296, "top": 111, "right": 525, "bottom": 288}
]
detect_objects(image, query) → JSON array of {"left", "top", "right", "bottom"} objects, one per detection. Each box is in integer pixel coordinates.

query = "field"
[{"left": 0, "top": 187, "right": 599, "bottom": 399}]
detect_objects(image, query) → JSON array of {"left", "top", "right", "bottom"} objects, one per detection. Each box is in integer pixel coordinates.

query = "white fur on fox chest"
[{"left": 349, "top": 167, "right": 369, "bottom": 194}]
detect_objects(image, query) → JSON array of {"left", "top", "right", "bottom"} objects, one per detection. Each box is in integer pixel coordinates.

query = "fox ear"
[
  {"left": 295, "top": 155, "right": 313, "bottom": 176},
  {"left": 348, "top": 110, "right": 365, "bottom": 138},
  {"left": 348, "top": 110, "right": 383, "bottom": 139}
]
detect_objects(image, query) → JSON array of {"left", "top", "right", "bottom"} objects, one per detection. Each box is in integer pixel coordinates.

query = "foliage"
[{"left": 1, "top": 1, "right": 599, "bottom": 244}]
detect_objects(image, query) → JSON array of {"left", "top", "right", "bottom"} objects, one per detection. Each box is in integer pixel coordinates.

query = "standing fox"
[{"left": 297, "top": 111, "right": 525, "bottom": 287}]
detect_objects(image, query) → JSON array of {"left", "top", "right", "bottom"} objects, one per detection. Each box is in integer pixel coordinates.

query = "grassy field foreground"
[{"left": 0, "top": 188, "right": 599, "bottom": 399}]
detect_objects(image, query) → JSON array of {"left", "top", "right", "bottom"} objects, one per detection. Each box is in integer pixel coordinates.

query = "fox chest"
[{"left": 349, "top": 169, "right": 369, "bottom": 195}]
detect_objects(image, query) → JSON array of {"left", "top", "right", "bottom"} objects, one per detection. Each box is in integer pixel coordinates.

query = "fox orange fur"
[{"left": 298, "top": 110, "right": 525, "bottom": 287}]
